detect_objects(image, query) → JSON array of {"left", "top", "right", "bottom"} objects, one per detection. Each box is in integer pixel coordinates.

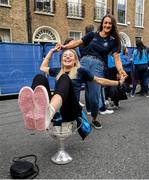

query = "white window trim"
[
  {"left": 34, "top": 0, "right": 55, "bottom": 15},
  {"left": 135, "top": 0, "right": 144, "bottom": 27},
  {"left": 67, "top": 16, "right": 83, "bottom": 20},
  {"left": 33, "top": 26, "right": 61, "bottom": 43},
  {"left": 67, "top": 0, "right": 83, "bottom": 19},
  {"left": 0, "top": 0, "right": 11, "bottom": 7},
  {"left": 34, "top": 11, "right": 54, "bottom": 16},
  {"left": 0, "top": 27, "right": 12, "bottom": 42},
  {"left": 117, "top": 23, "right": 128, "bottom": 26},
  {"left": 68, "top": 30, "right": 82, "bottom": 40},
  {"left": 119, "top": 32, "right": 131, "bottom": 47}
]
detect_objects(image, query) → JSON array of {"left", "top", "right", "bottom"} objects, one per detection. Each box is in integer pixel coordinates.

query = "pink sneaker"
[
  {"left": 18, "top": 87, "right": 35, "bottom": 129},
  {"left": 34, "top": 86, "right": 55, "bottom": 131}
]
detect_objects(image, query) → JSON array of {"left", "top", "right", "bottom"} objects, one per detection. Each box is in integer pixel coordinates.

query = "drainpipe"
[
  {"left": 26, "top": 0, "right": 32, "bottom": 43},
  {"left": 112, "top": 0, "right": 114, "bottom": 15}
]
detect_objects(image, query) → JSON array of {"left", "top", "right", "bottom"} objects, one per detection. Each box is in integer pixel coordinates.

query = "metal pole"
[{"left": 112, "top": 0, "right": 114, "bottom": 15}]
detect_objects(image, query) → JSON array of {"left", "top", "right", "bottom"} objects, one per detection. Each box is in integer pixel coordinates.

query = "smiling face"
[
  {"left": 61, "top": 49, "right": 79, "bottom": 70},
  {"left": 56, "top": 49, "right": 80, "bottom": 79},
  {"left": 102, "top": 17, "right": 112, "bottom": 35}
]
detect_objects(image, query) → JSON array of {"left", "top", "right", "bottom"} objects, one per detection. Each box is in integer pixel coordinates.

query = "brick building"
[{"left": 0, "top": 0, "right": 149, "bottom": 47}]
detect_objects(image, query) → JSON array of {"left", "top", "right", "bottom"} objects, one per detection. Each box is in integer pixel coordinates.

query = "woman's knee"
[
  {"left": 59, "top": 73, "right": 70, "bottom": 82},
  {"left": 33, "top": 74, "right": 47, "bottom": 82},
  {"left": 31, "top": 74, "right": 49, "bottom": 90}
]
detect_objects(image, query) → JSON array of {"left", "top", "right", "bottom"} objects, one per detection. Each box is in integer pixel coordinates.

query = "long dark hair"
[
  {"left": 98, "top": 14, "right": 121, "bottom": 51},
  {"left": 136, "top": 39, "right": 146, "bottom": 59},
  {"left": 122, "top": 46, "right": 128, "bottom": 55}
]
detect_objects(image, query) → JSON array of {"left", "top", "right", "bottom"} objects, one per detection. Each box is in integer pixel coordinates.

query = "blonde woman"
[{"left": 18, "top": 45, "right": 125, "bottom": 132}]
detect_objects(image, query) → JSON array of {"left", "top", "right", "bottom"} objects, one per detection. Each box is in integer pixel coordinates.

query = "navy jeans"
[{"left": 80, "top": 55, "right": 105, "bottom": 117}]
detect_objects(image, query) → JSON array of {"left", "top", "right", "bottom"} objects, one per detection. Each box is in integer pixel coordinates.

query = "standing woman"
[
  {"left": 120, "top": 47, "right": 133, "bottom": 92},
  {"left": 131, "top": 40, "right": 149, "bottom": 97},
  {"left": 57, "top": 14, "right": 127, "bottom": 129}
]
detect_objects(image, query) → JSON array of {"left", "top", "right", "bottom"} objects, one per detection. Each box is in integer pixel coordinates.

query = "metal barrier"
[
  {"left": 0, "top": 43, "right": 137, "bottom": 96},
  {"left": 0, "top": 43, "right": 43, "bottom": 96}
]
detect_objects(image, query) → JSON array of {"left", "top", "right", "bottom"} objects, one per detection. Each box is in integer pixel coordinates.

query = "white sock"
[{"left": 45, "top": 104, "right": 55, "bottom": 129}]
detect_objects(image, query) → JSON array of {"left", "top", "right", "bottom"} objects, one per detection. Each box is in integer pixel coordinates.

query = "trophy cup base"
[{"left": 51, "top": 150, "right": 72, "bottom": 164}]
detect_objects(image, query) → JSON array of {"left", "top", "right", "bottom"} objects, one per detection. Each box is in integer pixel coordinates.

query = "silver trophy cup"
[{"left": 48, "top": 121, "right": 74, "bottom": 164}]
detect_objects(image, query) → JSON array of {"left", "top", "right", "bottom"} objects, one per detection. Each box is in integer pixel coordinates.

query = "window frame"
[
  {"left": 67, "top": 0, "right": 84, "bottom": 19},
  {"left": 94, "top": 0, "right": 107, "bottom": 22},
  {"left": 33, "top": 26, "right": 60, "bottom": 43},
  {"left": 135, "top": 36, "right": 143, "bottom": 42},
  {"left": 34, "top": 0, "right": 55, "bottom": 15},
  {"left": 117, "top": 0, "right": 127, "bottom": 25},
  {"left": 135, "top": 0, "right": 144, "bottom": 28},
  {"left": 68, "top": 31, "right": 82, "bottom": 40},
  {"left": 0, "top": 0, "right": 11, "bottom": 7},
  {"left": 0, "top": 28, "right": 12, "bottom": 42}
]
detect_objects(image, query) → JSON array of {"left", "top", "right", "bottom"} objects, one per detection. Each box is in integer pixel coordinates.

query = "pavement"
[{"left": 0, "top": 93, "right": 149, "bottom": 179}]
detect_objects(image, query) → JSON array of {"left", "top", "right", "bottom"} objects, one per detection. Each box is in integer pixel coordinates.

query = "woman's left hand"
[{"left": 119, "top": 69, "right": 128, "bottom": 79}]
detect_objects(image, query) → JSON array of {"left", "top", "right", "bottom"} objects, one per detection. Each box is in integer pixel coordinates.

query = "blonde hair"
[{"left": 56, "top": 49, "right": 80, "bottom": 80}]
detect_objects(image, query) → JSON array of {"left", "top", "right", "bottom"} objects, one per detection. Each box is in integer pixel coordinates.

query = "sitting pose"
[{"left": 18, "top": 45, "right": 125, "bottom": 132}]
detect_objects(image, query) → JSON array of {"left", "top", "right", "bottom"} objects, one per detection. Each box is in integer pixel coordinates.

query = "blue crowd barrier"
[
  {"left": 0, "top": 43, "right": 144, "bottom": 96},
  {"left": 0, "top": 43, "right": 43, "bottom": 95}
]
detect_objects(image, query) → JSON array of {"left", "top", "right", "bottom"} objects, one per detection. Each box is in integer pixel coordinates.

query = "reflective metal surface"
[{"left": 48, "top": 122, "right": 73, "bottom": 164}]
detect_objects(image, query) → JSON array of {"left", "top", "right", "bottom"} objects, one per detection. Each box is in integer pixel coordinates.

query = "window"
[
  {"left": 67, "top": 0, "right": 84, "bottom": 18},
  {"left": 117, "top": 0, "right": 127, "bottom": 24},
  {"left": 135, "top": 0, "right": 144, "bottom": 27},
  {"left": 0, "top": 0, "right": 9, "bottom": 5},
  {"left": 94, "top": 0, "right": 107, "bottom": 21},
  {"left": 33, "top": 26, "right": 60, "bottom": 43},
  {"left": 34, "top": 29, "right": 56, "bottom": 42},
  {"left": 69, "top": 31, "right": 81, "bottom": 40},
  {"left": 119, "top": 32, "right": 131, "bottom": 47},
  {"left": 0, "top": 28, "right": 11, "bottom": 42},
  {"left": 135, "top": 36, "right": 142, "bottom": 42},
  {"left": 35, "top": 0, "right": 55, "bottom": 14}
]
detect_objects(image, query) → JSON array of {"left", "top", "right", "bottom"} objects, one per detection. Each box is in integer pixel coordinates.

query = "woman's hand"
[
  {"left": 113, "top": 52, "right": 128, "bottom": 79},
  {"left": 56, "top": 43, "right": 66, "bottom": 50},
  {"left": 51, "top": 44, "right": 61, "bottom": 52},
  {"left": 118, "top": 69, "right": 128, "bottom": 79},
  {"left": 119, "top": 77, "right": 126, "bottom": 86}
]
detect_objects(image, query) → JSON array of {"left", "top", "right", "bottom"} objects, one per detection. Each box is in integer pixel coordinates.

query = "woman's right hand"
[
  {"left": 56, "top": 43, "right": 66, "bottom": 50},
  {"left": 50, "top": 44, "right": 62, "bottom": 52}
]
